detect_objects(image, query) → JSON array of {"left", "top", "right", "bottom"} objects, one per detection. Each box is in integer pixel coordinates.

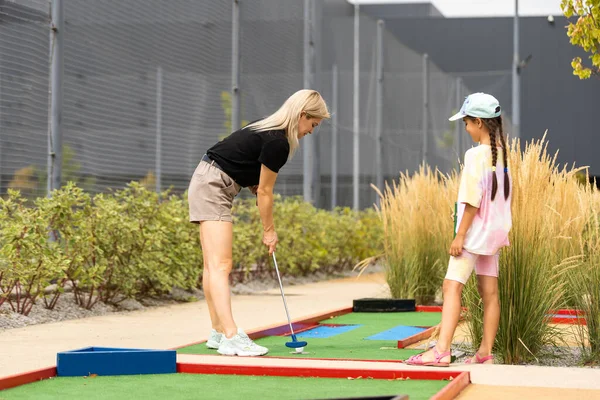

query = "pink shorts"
[{"left": 444, "top": 250, "right": 499, "bottom": 284}]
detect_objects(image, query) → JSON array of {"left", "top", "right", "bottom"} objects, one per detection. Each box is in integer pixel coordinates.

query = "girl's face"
[
  {"left": 298, "top": 113, "right": 322, "bottom": 139},
  {"left": 463, "top": 117, "right": 489, "bottom": 144}
]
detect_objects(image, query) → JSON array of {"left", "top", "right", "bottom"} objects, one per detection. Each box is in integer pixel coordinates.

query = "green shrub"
[
  {"left": 0, "top": 185, "right": 381, "bottom": 313},
  {"left": 0, "top": 190, "right": 65, "bottom": 315},
  {"left": 153, "top": 192, "right": 203, "bottom": 293},
  {"left": 230, "top": 195, "right": 383, "bottom": 280},
  {"left": 88, "top": 183, "right": 189, "bottom": 306},
  {"left": 33, "top": 183, "right": 94, "bottom": 310}
]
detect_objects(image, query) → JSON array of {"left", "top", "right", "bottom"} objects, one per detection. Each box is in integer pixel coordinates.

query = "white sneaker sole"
[
  {"left": 217, "top": 348, "right": 269, "bottom": 357},
  {"left": 206, "top": 339, "right": 221, "bottom": 349}
]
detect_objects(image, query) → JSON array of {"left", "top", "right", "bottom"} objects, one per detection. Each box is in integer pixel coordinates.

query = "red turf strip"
[{"left": 0, "top": 367, "right": 57, "bottom": 391}]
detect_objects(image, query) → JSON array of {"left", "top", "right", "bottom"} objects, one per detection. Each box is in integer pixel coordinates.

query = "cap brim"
[{"left": 448, "top": 111, "right": 466, "bottom": 121}]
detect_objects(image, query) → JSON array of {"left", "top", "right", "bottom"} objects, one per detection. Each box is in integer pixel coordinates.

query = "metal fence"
[{"left": 0, "top": 0, "right": 513, "bottom": 209}]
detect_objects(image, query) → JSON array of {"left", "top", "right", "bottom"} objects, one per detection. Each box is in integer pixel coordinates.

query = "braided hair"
[{"left": 468, "top": 116, "right": 510, "bottom": 201}]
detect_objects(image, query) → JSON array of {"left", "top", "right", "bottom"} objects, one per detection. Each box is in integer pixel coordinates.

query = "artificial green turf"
[
  {"left": 184, "top": 335, "right": 421, "bottom": 360},
  {"left": 0, "top": 374, "right": 448, "bottom": 400},
  {"left": 177, "top": 312, "right": 441, "bottom": 361}
]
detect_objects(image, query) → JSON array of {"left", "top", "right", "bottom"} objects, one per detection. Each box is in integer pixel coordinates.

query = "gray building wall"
[{"left": 365, "top": 14, "right": 600, "bottom": 176}]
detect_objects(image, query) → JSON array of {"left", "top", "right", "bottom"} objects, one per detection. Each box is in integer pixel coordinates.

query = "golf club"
[{"left": 272, "top": 252, "right": 308, "bottom": 353}]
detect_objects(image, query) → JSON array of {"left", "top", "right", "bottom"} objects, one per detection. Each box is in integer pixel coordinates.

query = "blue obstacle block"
[
  {"left": 57, "top": 347, "right": 177, "bottom": 377},
  {"left": 296, "top": 325, "right": 362, "bottom": 339},
  {"left": 365, "top": 325, "right": 427, "bottom": 341}
]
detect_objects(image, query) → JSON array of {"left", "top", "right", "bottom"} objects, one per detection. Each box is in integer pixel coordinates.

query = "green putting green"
[
  {"left": 0, "top": 374, "right": 448, "bottom": 400},
  {"left": 177, "top": 312, "right": 441, "bottom": 360}
]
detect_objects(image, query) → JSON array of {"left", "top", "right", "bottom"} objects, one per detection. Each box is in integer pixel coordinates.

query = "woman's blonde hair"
[{"left": 246, "top": 89, "right": 330, "bottom": 157}]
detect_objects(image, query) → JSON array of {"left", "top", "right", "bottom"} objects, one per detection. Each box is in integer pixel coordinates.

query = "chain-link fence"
[
  {"left": 0, "top": 0, "right": 49, "bottom": 199},
  {"left": 0, "top": 0, "right": 513, "bottom": 209}
]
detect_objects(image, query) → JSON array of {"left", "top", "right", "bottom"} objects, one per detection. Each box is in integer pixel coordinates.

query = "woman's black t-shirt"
[{"left": 206, "top": 125, "right": 290, "bottom": 187}]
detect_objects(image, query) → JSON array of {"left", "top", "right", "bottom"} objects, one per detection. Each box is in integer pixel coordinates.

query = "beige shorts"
[
  {"left": 444, "top": 250, "right": 499, "bottom": 285},
  {"left": 188, "top": 160, "right": 242, "bottom": 223}
]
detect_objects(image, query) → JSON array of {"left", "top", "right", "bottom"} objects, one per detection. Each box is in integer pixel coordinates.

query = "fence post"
[
  {"left": 353, "top": 3, "right": 360, "bottom": 210},
  {"left": 303, "top": 0, "right": 315, "bottom": 204},
  {"left": 421, "top": 53, "right": 429, "bottom": 166},
  {"left": 0, "top": 57, "right": 3, "bottom": 195},
  {"left": 155, "top": 66, "right": 163, "bottom": 193},
  {"left": 455, "top": 77, "right": 462, "bottom": 159},
  {"left": 47, "top": 0, "right": 64, "bottom": 196},
  {"left": 231, "top": 0, "right": 241, "bottom": 132},
  {"left": 375, "top": 20, "right": 384, "bottom": 206},
  {"left": 331, "top": 64, "right": 338, "bottom": 210},
  {"left": 512, "top": 0, "right": 520, "bottom": 139}
]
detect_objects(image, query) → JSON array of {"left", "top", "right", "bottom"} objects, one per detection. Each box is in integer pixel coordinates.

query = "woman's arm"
[{"left": 257, "top": 164, "right": 278, "bottom": 254}]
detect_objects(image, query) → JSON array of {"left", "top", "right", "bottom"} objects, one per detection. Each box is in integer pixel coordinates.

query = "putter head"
[
  {"left": 285, "top": 340, "right": 308, "bottom": 349},
  {"left": 285, "top": 335, "right": 308, "bottom": 349}
]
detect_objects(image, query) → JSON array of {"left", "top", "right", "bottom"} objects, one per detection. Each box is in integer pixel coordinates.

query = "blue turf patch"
[
  {"left": 365, "top": 325, "right": 427, "bottom": 341},
  {"left": 294, "top": 325, "right": 362, "bottom": 339}
]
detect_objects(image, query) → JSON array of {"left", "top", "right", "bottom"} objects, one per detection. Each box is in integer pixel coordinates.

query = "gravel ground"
[{"left": 0, "top": 293, "right": 119, "bottom": 331}]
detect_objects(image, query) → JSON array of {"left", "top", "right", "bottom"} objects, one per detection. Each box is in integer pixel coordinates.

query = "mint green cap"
[{"left": 449, "top": 92, "right": 501, "bottom": 121}]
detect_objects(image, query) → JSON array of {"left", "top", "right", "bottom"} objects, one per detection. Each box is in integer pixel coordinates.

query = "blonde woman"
[{"left": 188, "top": 89, "right": 330, "bottom": 356}]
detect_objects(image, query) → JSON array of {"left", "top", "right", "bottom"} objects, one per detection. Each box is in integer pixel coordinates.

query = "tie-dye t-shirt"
[{"left": 456, "top": 144, "right": 512, "bottom": 255}]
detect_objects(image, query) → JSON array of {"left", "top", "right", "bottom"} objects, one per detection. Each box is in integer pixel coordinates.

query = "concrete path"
[{"left": 457, "top": 385, "right": 600, "bottom": 400}]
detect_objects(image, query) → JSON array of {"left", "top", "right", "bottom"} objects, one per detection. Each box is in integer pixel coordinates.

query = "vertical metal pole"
[
  {"left": 231, "top": 0, "right": 241, "bottom": 131},
  {"left": 303, "top": 0, "right": 314, "bottom": 204},
  {"left": 331, "top": 64, "right": 338, "bottom": 210},
  {"left": 47, "top": 0, "right": 64, "bottom": 196},
  {"left": 375, "top": 20, "right": 384, "bottom": 206},
  {"left": 353, "top": 4, "right": 360, "bottom": 210},
  {"left": 422, "top": 53, "right": 429, "bottom": 166},
  {"left": 155, "top": 66, "right": 163, "bottom": 193},
  {"left": 311, "top": 0, "right": 320, "bottom": 207},
  {"left": 0, "top": 59, "right": 3, "bottom": 195},
  {"left": 512, "top": 0, "right": 520, "bottom": 139},
  {"left": 455, "top": 77, "right": 462, "bottom": 159}
]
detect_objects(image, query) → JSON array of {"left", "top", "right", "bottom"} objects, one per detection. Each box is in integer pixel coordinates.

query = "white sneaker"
[
  {"left": 217, "top": 329, "right": 269, "bottom": 356},
  {"left": 206, "top": 329, "right": 223, "bottom": 349}
]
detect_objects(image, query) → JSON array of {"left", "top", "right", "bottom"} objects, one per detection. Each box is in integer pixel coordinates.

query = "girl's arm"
[{"left": 450, "top": 204, "right": 478, "bottom": 257}]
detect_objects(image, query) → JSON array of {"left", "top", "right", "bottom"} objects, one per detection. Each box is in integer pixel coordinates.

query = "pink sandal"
[
  {"left": 405, "top": 347, "right": 451, "bottom": 367},
  {"left": 465, "top": 353, "right": 494, "bottom": 364}
]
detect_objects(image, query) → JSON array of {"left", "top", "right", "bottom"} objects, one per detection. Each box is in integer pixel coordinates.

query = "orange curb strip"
[
  {"left": 430, "top": 371, "right": 471, "bottom": 400},
  {"left": 397, "top": 326, "right": 437, "bottom": 349},
  {"left": 0, "top": 367, "right": 57, "bottom": 391}
]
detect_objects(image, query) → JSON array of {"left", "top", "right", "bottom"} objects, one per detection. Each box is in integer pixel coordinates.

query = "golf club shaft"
[{"left": 272, "top": 252, "right": 296, "bottom": 337}]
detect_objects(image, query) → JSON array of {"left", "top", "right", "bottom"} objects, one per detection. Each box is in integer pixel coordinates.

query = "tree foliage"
[{"left": 562, "top": 0, "right": 600, "bottom": 79}]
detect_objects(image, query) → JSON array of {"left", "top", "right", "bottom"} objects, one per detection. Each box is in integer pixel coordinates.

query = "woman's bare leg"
[
  {"left": 200, "top": 224, "right": 222, "bottom": 332},
  {"left": 199, "top": 221, "right": 237, "bottom": 338}
]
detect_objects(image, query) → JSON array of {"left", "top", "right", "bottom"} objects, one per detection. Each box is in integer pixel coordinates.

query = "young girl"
[{"left": 406, "top": 92, "right": 512, "bottom": 366}]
